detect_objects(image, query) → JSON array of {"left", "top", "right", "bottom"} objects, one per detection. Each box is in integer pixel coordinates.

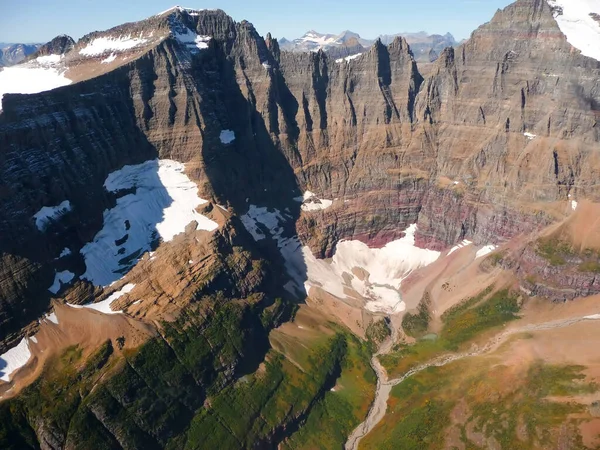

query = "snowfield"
[
  {"left": 0, "top": 65, "right": 71, "bottom": 112},
  {"left": 48, "top": 270, "right": 75, "bottom": 294},
  {"left": 475, "top": 244, "right": 497, "bottom": 259},
  {"left": 68, "top": 283, "right": 135, "bottom": 314},
  {"left": 101, "top": 53, "right": 117, "bottom": 64},
  {"left": 174, "top": 27, "right": 211, "bottom": 52},
  {"left": 81, "top": 159, "right": 218, "bottom": 286},
  {"left": 33, "top": 200, "right": 72, "bottom": 231},
  {"left": 79, "top": 35, "right": 149, "bottom": 56},
  {"left": 0, "top": 338, "right": 31, "bottom": 382},
  {"left": 547, "top": 0, "right": 600, "bottom": 61},
  {"left": 296, "top": 191, "right": 333, "bottom": 212},
  {"left": 335, "top": 53, "right": 363, "bottom": 63},
  {"left": 241, "top": 205, "right": 441, "bottom": 314},
  {"left": 447, "top": 240, "right": 473, "bottom": 256}
]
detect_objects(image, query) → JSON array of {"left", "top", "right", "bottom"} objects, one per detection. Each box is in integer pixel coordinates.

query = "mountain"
[
  {"left": 378, "top": 31, "right": 457, "bottom": 61},
  {"left": 279, "top": 29, "right": 457, "bottom": 62},
  {"left": 0, "top": 43, "right": 41, "bottom": 66},
  {"left": 1, "top": 1, "right": 600, "bottom": 448}
]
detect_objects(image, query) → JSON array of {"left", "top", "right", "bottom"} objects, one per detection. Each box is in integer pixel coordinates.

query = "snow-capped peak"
[
  {"left": 546, "top": 0, "right": 600, "bottom": 61},
  {"left": 156, "top": 5, "right": 211, "bottom": 16}
]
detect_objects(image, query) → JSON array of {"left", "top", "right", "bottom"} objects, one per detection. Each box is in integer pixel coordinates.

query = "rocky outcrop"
[{"left": 26, "top": 35, "right": 75, "bottom": 60}]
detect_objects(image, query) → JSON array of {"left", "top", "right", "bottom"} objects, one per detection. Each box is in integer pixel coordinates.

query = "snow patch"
[
  {"left": 262, "top": 62, "right": 272, "bottom": 69},
  {"left": 0, "top": 338, "right": 31, "bottom": 382},
  {"left": 48, "top": 270, "right": 75, "bottom": 294},
  {"left": 572, "top": 200, "right": 578, "bottom": 210},
  {"left": 45, "top": 312, "right": 59, "bottom": 325},
  {"left": 220, "top": 129, "right": 235, "bottom": 144},
  {"left": 174, "top": 27, "right": 211, "bottom": 52},
  {"left": 80, "top": 159, "right": 218, "bottom": 286},
  {"left": 30, "top": 336, "right": 38, "bottom": 344},
  {"left": 585, "top": 314, "right": 600, "bottom": 319},
  {"left": 79, "top": 36, "right": 148, "bottom": 56},
  {"left": 101, "top": 53, "right": 117, "bottom": 64},
  {"left": 68, "top": 283, "right": 135, "bottom": 315},
  {"left": 157, "top": 6, "right": 210, "bottom": 16},
  {"left": 524, "top": 132, "right": 537, "bottom": 140},
  {"left": 447, "top": 240, "right": 473, "bottom": 256},
  {"left": 59, "top": 248, "right": 72, "bottom": 258},
  {"left": 296, "top": 191, "right": 333, "bottom": 212},
  {"left": 475, "top": 245, "right": 497, "bottom": 259},
  {"left": 547, "top": 0, "right": 600, "bottom": 61},
  {"left": 33, "top": 200, "right": 72, "bottom": 231},
  {"left": 241, "top": 208, "right": 440, "bottom": 314},
  {"left": 36, "top": 54, "right": 62, "bottom": 65},
  {"left": 0, "top": 65, "right": 71, "bottom": 112},
  {"left": 335, "top": 53, "right": 363, "bottom": 63}
]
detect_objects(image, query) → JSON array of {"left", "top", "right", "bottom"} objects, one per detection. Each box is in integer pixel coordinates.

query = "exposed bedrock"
[{"left": 1, "top": 0, "right": 600, "bottom": 344}]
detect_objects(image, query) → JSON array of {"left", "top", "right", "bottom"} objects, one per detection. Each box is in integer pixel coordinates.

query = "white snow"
[
  {"left": 262, "top": 62, "right": 272, "bottom": 69},
  {"left": 335, "top": 53, "right": 363, "bottom": 63},
  {"left": 241, "top": 207, "right": 440, "bottom": 314},
  {"left": 572, "top": 200, "right": 579, "bottom": 210},
  {"left": 524, "top": 132, "right": 537, "bottom": 140},
  {"left": 585, "top": 314, "right": 600, "bottom": 319},
  {"left": 36, "top": 54, "right": 62, "bottom": 65},
  {"left": 33, "top": 200, "right": 72, "bottom": 231},
  {"left": 547, "top": 0, "right": 600, "bottom": 61},
  {"left": 79, "top": 36, "right": 149, "bottom": 56},
  {"left": 45, "top": 312, "right": 59, "bottom": 325},
  {"left": 296, "top": 191, "right": 333, "bottom": 212},
  {"left": 447, "top": 239, "right": 473, "bottom": 256},
  {"left": 0, "top": 338, "right": 31, "bottom": 382},
  {"left": 30, "top": 336, "right": 38, "bottom": 344},
  {"left": 68, "top": 283, "right": 135, "bottom": 315},
  {"left": 157, "top": 6, "right": 209, "bottom": 16},
  {"left": 174, "top": 27, "right": 211, "bottom": 52},
  {"left": 220, "top": 130, "right": 235, "bottom": 144},
  {"left": 59, "top": 248, "right": 72, "bottom": 258},
  {"left": 101, "top": 53, "right": 117, "bottom": 64},
  {"left": 80, "top": 159, "right": 218, "bottom": 286},
  {"left": 475, "top": 245, "right": 497, "bottom": 259},
  {"left": 0, "top": 65, "right": 71, "bottom": 112},
  {"left": 48, "top": 270, "right": 75, "bottom": 294}
]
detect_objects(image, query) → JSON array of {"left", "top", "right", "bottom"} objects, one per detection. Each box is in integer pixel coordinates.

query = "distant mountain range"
[
  {"left": 0, "top": 43, "right": 41, "bottom": 67},
  {"left": 278, "top": 30, "right": 458, "bottom": 62}
]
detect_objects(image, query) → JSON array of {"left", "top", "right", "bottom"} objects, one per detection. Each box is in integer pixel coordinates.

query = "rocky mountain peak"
[{"left": 27, "top": 35, "right": 75, "bottom": 60}]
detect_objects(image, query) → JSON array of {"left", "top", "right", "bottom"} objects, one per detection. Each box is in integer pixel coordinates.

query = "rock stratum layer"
[{"left": 0, "top": 0, "right": 600, "bottom": 448}]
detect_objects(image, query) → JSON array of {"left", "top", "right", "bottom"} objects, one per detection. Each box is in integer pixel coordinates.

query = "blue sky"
[{"left": 0, "top": 0, "right": 513, "bottom": 44}]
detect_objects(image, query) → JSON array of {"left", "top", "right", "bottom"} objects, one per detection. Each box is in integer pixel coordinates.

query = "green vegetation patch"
[
  {"left": 362, "top": 357, "right": 598, "bottom": 450},
  {"left": 282, "top": 333, "right": 376, "bottom": 449},
  {"left": 366, "top": 319, "right": 391, "bottom": 349},
  {"left": 402, "top": 292, "right": 432, "bottom": 338},
  {"left": 535, "top": 237, "right": 574, "bottom": 266},
  {"left": 381, "top": 287, "right": 520, "bottom": 377}
]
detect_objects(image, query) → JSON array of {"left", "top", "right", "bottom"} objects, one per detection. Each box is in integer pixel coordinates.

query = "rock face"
[
  {"left": 1, "top": 0, "right": 600, "bottom": 345},
  {"left": 26, "top": 35, "right": 75, "bottom": 59}
]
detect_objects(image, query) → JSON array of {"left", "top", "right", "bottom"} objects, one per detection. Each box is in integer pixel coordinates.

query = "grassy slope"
[
  {"left": 361, "top": 357, "right": 597, "bottom": 449},
  {"left": 0, "top": 300, "right": 376, "bottom": 450},
  {"left": 380, "top": 287, "right": 520, "bottom": 378}
]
